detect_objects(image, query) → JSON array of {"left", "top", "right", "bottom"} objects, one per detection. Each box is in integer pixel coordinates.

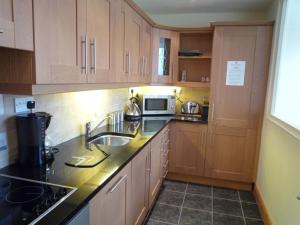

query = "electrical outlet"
[
  {"left": 0, "top": 132, "right": 7, "bottom": 151},
  {"left": 0, "top": 95, "right": 4, "bottom": 115},
  {"left": 14, "top": 97, "right": 34, "bottom": 113}
]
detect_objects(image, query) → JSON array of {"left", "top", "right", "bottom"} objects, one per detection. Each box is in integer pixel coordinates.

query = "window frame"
[{"left": 266, "top": 0, "right": 300, "bottom": 140}]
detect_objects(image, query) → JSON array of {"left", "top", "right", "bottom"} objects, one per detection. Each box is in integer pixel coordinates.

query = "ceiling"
[{"left": 133, "top": 0, "right": 273, "bottom": 14}]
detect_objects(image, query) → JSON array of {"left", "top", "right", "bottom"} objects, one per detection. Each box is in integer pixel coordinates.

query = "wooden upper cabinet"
[
  {"left": 169, "top": 122, "right": 207, "bottom": 176},
  {"left": 0, "top": 0, "right": 33, "bottom": 50},
  {"left": 124, "top": 4, "right": 143, "bottom": 83},
  {"left": 205, "top": 25, "right": 273, "bottom": 182},
  {"left": 86, "top": 0, "right": 111, "bottom": 83},
  {"left": 140, "top": 20, "right": 152, "bottom": 83},
  {"left": 34, "top": 0, "right": 84, "bottom": 84},
  {"left": 152, "top": 29, "right": 179, "bottom": 84}
]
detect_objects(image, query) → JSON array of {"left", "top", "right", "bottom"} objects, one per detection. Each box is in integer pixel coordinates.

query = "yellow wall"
[{"left": 256, "top": 1, "right": 300, "bottom": 224}]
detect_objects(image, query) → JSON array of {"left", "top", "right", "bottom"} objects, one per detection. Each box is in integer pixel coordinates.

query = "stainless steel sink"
[{"left": 90, "top": 134, "right": 133, "bottom": 147}]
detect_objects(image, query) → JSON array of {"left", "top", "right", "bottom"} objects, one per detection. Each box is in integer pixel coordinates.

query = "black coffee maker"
[{"left": 16, "top": 101, "right": 54, "bottom": 167}]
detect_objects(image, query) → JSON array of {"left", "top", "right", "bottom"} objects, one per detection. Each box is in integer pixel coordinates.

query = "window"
[{"left": 271, "top": 0, "right": 300, "bottom": 131}]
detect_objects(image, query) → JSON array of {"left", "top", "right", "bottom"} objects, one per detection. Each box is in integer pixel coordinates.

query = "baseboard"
[
  {"left": 166, "top": 172, "right": 253, "bottom": 191},
  {"left": 253, "top": 185, "right": 274, "bottom": 225}
]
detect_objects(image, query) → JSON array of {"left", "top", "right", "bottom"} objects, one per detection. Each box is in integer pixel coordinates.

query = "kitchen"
[{"left": 0, "top": 0, "right": 299, "bottom": 225}]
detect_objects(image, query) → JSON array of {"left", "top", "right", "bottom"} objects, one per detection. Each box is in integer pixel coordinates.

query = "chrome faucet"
[{"left": 85, "top": 115, "right": 113, "bottom": 139}]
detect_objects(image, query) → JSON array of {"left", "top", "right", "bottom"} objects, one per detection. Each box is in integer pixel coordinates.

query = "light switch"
[
  {"left": 14, "top": 97, "right": 34, "bottom": 113},
  {"left": 0, "top": 95, "right": 4, "bottom": 115}
]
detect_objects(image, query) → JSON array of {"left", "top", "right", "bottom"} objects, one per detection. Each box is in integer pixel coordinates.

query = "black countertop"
[{"left": 0, "top": 115, "right": 207, "bottom": 225}]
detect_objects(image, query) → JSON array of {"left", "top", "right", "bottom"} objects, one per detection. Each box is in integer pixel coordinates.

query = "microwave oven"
[{"left": 142, "top": 95, "right": 176, "bottom": 115}]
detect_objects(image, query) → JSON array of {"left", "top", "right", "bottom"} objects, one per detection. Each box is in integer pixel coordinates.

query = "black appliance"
[
  {"left": 0, "top": 174, "right": 76, "bottom": 225},
  {"left": 200, "top": 104, "right": 209, "bottom": 121},
  {"left": 16, "top": 101, "right": 53, "bottom": 167}
]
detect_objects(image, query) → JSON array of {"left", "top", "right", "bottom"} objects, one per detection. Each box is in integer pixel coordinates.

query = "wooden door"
[
  {"left": 0, "top": 0, "right": 33, "bottom": 50},
  {"left": 90, "top": 163, "right": 131, "bottom": 225},
  {"left": 87, "top": 0, "right": 111, "bottom": 83},
  {"left": 140, "top": 20, "right": 152, "bottom": 83},
  {"left": 34, "top": 0, "right": 86, "bottom": 84},
  {"left": 205, "top": 26, "right": 273, "bottom": 182},
  {"left": 149, "top": 133, "right": 162, "bottom": 207},
  {"left": 169, "top": 122, "right": 207, "bottom": 176},
  {"left": 110, "top": 0, "right": 126, "bottom": 83},
  {"left": 129, "top": 144, "right": 150, "bottom": 225},
  {"left": 152, "top": 29, "right": 178, "bottom": 84},
  {"left": 124, "top": 4, "right": 142, "bottom": 83}
]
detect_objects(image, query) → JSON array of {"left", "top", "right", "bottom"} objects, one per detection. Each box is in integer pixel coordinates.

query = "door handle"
[
  {"left": 81, "top": 35, "right": 88, "bottom": 74},
  {"left": 211, "top": 103, "right": 215, "bottom": 122},
  {"left": 108, "top": 175, "right": 127, "bottom": 194},
  {"left": 125, "top": 52, "right": 131, "bottom": 75},
  {"left": 90, "top": 38, "right": 96, "bottom": 74}
]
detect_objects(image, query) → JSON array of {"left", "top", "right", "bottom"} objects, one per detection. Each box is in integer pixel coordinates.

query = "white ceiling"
[{"left": 133, "top": 0, "right": 273, "bottom": 14}]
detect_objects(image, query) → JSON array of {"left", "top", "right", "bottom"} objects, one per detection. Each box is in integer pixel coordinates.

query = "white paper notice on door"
[{"left": 226, "top": 61, "right": 246, "bottom": 86}]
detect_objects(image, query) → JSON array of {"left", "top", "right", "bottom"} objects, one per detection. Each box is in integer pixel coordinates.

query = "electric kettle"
[{"left": 124, "top": 97, "right": 141, "bottom": 121}]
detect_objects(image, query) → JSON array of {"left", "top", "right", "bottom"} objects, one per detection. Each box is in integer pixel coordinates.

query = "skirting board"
[{"left": 254, "top": 185, "right": 274, "bottom": 225}]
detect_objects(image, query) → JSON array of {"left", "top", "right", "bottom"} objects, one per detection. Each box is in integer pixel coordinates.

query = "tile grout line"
[
  {"left": 212, "top": 186, "right": 214, "bottom": 225},
  {"left": 238, "top": 190, "right": 247, "bottom": 225},
  {"left": 177, "top": 183, "right": 188, "bottom": 225},
  {"left": 148, "top": 218, "right": 177, "bottom": 225}
]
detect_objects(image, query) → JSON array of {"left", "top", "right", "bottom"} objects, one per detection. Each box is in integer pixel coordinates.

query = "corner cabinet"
[
  {"left": 152, "top": 28, "right": 179, "bottom": 84},
  {"left": 205, "top": 25, "right": 273, "bottom": 182}
]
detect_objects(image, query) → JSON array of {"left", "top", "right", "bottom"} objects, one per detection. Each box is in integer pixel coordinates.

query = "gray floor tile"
[
  {"left": 242, "top": 203, "right": 262, "bottom": 219},
  {"left": 147, "top": 219, "right": 175, "bottom": 225},
  {"left": 179, "top": 208, "right": 212, "bottom": 225},
  {"left": 164, "top": 180, "right": 187, "bottom": 192},
  {"left": 213, "top": 187, "right": 239, "bottom": 200},
  {"left": 245, "top": 218, "right": 265, "bottom": 225},
  {"left": 187, "top": 183, "right": 212, "bottom": 196},
  {"left": 158, "top": 189, "right": 185, "bottom": 206},
  {"left": 213, "top": 198, "right": 243, "bottom": 217},
  {"left": 239, "top": 191, "right": 256, "bottom": 203},
  {"left": 213, "top": 213, "right": 245, "bottom": 225},
  {"left": 183, "top": 194, "right": 212, "bottom": 211},
  {"left": 150, "top": 203, "right": 181, "bottom": 224}
]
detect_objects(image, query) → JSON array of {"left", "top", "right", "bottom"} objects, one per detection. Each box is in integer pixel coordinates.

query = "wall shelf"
[
  {"left": 178, "top": 54, "right": 212, "bottom": 59},
  {"left": 176, "top": 81, "right": 210, "bottom": 88}
]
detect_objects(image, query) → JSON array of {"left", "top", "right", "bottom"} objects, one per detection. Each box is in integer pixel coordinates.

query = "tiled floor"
[{"left": 145, "top": 180, "right": 264, "bottom": 225}]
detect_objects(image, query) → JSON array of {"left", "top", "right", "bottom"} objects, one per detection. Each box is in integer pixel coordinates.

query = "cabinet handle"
[
  {"left": 108, "top": 175, "right": 127, "bottom": 194},
  {"left": 0, "top": 29, "right": 4, "bottom": 34},
  {"left": 81, "top": 35, "right": 88, "bottom": 74},
  {"left": 144, "top": 56, "right": 147, "bottom": 79},
  {"left": 140, "top": 56, "right": 145, "bottom": 79},
  {"left": 148, "top": 150, "right": 152, "bottom": 173},
  {"left": 211, "top": 103, "right": 215, "bottom": 122},
  {"left": 90, "top": 38, "right": 96, "bottom": 74},
  {"left": 125, "top": 52, "right": 131, "bottom": 75}
]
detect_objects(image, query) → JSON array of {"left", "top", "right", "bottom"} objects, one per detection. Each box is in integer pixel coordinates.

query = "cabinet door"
[
  {"left": 87, "top": 0, "right": 111, "bottom": 83},
  {"left": 140, "top": 20, "right": 152, "bottom": 83},
  {"left": 205, "top": 126, "right": 257, "bottom": 182},
  {"left": 0, "top": 0, "right": 33, "bottom": 50},
  {"left": 161, "top": 125, "right": 170, "bottom": 179},
  {"left": 152, "top": 29, "right": 179, "bottom": 84},
  {"left": 129, "top": 144, "right": 150, "bottom": 225},
  {"left": 124, "top": 4, "right": 142, "bottom": 83},
  {"left": 34, "top": 0, "right": 86, "bottom": 84},
  {"left": 90, "top": 163, "right": 131, "bottom": 225},
  {"left": 149, "top": 133, "right": 162, "bottom": 207},
  {"left": 110, "top": 0, "right": 126, "bottom": 82},
  {"left": 169, "top": 122, "right": 207, "bottom": 176}
]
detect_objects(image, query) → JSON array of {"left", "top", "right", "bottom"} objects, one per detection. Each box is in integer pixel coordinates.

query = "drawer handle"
[
  {"left": 108, "top": 175, "right": 127, "bottom": 194},
  {"left": 0, "top": 29, "right": 4, "bottom": 34}
]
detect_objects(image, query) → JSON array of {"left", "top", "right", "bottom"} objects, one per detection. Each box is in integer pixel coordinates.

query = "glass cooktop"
[{"left": 0, "top": 174, "right": 76, "bottom": 225}]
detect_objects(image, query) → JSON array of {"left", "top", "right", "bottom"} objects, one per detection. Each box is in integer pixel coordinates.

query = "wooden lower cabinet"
[
  {"left": 129, "top": 144, "right": 150, "bottom": 225},
  {"left": 89, "top": 163, "right": 131, "bottom": 225},
  {"left": 148, "top": 132, "right": 163, "bottom": 207},
  {"left": 169, "top": 122, "right": 207, "bottom": 176},
  {"left": 204, "top": 125, "right": 257, "bottom": 182}
]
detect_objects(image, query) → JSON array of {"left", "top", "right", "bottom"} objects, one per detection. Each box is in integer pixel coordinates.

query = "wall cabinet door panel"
[
  {"left": 34, "top": 0, "right": 85, "bottom": 84},
  {"left": 169, "top": 122, "right": 207, "bottom": 176},
  {"left": 87, "top": 0, "right": 111, "bottom": 83},
  {"left": 140, "top": 20, "right": 152, "bottom": 83}
]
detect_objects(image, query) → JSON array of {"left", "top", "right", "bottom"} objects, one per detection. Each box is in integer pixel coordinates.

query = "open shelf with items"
[{"left": 177, "top": 30, "right": 213, "bottom": 86}]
